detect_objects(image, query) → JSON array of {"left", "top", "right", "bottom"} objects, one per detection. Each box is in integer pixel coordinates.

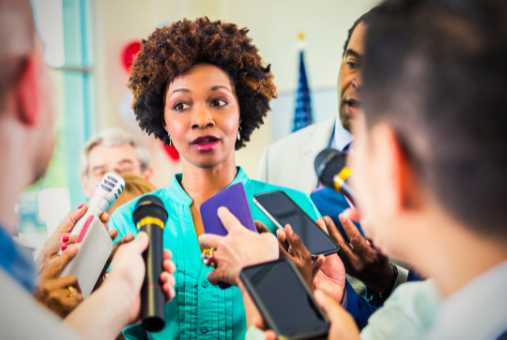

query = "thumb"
[
  {"left": 42, "top": 245, "right": 78, "bottom": 279},
  {"left": 58, "top": 204, "right": 88, "bottom": 232},
  {"left": 217, "top": 207, "right": 241, "bottom": 232},
  {"left": 314, "top": 290, "right": 343, "bottom": 321},
  {"left": 132, "top": 231, "right": 149, "bottom": 254}
]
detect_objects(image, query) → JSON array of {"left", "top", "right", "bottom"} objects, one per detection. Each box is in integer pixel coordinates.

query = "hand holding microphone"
[
  {"left": 67, "top": 173, "right": 125, "bottom": 237},
  {"left": 36, "top": 204, "right": 111, "bottom": 273}
]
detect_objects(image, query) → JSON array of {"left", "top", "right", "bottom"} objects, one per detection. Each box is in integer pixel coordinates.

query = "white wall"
[{"left": 92, "top": 0, "right": 378, "bottom": 187}]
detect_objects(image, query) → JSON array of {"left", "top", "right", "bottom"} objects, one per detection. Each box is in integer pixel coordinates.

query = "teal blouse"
[{"left": 108, "top": 168, "right": 321, "bottom": 340}]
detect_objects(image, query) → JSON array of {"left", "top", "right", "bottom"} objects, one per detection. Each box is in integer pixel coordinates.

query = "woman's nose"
[{"left": 191, "top": 105, "right": 215, "bottom": 129}]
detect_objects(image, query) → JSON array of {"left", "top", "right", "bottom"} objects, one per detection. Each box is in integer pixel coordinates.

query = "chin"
[{"left": 188, "top": 151, "right": 227, "bottom": 169}]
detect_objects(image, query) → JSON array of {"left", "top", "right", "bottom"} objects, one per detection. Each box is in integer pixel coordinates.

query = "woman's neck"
[{"left": 180, "top": 153, "right": 238, "bottom": 205}]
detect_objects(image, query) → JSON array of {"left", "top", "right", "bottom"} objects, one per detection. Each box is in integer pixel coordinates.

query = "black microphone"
[
  {"left": 133, "top": 195, "right": 168, "bottom": 332},
  {"left": 314, "top": 148, "right": 356, "bottom": 204}
]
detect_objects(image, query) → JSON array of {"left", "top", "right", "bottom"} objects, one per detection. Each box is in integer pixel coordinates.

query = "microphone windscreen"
[
  {"left": 133, "top": 195, "right": 168, "bottom": 225},
  {"left": 314, "top": 148, "right": 347, "bottom": 188}
]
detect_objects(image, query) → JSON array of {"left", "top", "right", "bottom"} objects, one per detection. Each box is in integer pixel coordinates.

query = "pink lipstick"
[{"left": 191, "top": 135, "right": 220, "bottom": 152}]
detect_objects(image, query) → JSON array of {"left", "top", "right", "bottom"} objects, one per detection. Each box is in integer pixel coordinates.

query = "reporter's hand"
[
  {"left": 36, "top": 204, "right": 111, "bottom": 273},
  {"left": 92, "top": 233, "right": 135, "bottom": 292},
  {"left": 104, "top": 232, "right": 176, "bottom": 324},
  {"left": 251, "top": 315, "right": 277, "bottom": 340},
  {"left": 275, "top": 224, "right": 325, "bottom": 290},
  {"left": 323, "top": 209, "right": 394, "bottom": 293},
  {"left": 34, "top": 246, "right": 83, "bottom": 318},
  {"left": 313, "top": 220, "right": 347, "bottom": 303},
  {"left": 198, "top": 207, "right": 279, "bottom": 286},
  {"left": 314, "top": 290, "right": 360, "bottom": 340}
]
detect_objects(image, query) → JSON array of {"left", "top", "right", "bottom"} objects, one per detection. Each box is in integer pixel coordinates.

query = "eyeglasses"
[{"left": 90, "top": 161, "right": 142, "bottom": 180}]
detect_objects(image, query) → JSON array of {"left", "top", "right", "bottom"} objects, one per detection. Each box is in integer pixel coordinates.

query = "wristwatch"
[{"left": 367, "top": 264, "right": 398, "bottom": 306}]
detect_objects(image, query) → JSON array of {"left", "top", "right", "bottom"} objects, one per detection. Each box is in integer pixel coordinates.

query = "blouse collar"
[{"left": 163, "top": 167, "right": 250, "bottom": 206}]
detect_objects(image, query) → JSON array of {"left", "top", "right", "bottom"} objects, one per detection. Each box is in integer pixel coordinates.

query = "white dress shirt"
[
  {"left": 330, "top": 116, "right": 353, "bottom": 151},
  {"left": 425, "top": 259, "right": 507, "bottom": 340}
]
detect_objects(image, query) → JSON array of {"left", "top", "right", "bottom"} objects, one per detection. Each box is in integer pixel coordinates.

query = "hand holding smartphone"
[
  {"left": 200, "top": 183, "right": 257, "bottom": 289},
  {"left": 240, "top": 259, "right": 330, "bottom": 340},
  {"left": 253, "top": 191, "right": 339, "bottom": 256}
]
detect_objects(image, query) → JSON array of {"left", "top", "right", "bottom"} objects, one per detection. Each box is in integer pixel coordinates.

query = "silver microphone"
[{"left": 58, "top": 172, "right": 125, "bottom": 255}]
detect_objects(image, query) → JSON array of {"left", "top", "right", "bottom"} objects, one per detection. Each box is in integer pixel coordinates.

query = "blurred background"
[{"left": 18, "top": 0, "right": 377, "bottom": 244}]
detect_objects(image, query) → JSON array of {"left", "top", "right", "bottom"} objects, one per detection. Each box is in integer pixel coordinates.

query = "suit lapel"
[{"left": 295, "top": 116, "right": 336, "bottom": 193}]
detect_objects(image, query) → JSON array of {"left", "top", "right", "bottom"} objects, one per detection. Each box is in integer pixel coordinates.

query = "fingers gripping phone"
[
  {"left": 240, "top": 259, "right": 329, "bottom": 340},
  {"left": 253, "top": 191, "right": 339, "bottom": 256}
]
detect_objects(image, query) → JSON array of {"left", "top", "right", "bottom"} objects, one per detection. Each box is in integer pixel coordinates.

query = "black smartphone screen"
[
  {"left": 254, "top": 191, "right": 339, "bottom": 256},
  {"left": 241, "top": 260, "right": 328, "bottom": 338}
]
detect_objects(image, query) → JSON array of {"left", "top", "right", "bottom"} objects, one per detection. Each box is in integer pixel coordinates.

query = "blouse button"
[
  {"left": 200, "top": 326, "right": 208, "bottom": 333},
  {"left": 201, "top": 280, "right": 209, "bottom": 288}
]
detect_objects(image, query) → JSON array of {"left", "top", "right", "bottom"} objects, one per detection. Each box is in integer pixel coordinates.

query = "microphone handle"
[
  {"left": 140, "top": 223, "right": 165, "bottom": 332},
  {"left": 70, "top": 195, "right": 110, "bottom": 236}
]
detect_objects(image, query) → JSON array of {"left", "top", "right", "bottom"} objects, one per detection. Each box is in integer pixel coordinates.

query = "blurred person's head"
[
  {"left": 128, "top": 17, "right": 276, "bottom": 172},
  {"left": 338, "top": 7, "right": 379, "bottom": 132},
  {"left": 351, "top": 0, "right": 507, "bottom": 287},
  {"left": 106, "top": 174, "right": 157, "bottom": 215},
  {"left": 79, "top": 128, "right": 153, "bottom": 198},
  {"left": 0, "top": 0, "right": 58, "bottom": 229}
]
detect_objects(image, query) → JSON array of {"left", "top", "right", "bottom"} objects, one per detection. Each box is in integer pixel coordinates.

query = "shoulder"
[
  {"left": 265, "top": 117, "right": 335, "bottom": 155},
  {"left": 111, "top": 188, "right": 168, "bottom": 218},
  {"left": 108, "top": 188, "right": 169, "bottom": 237}
]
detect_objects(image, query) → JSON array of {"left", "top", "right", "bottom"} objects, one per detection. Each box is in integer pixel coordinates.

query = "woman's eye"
[
  {"left": 211, "top": 99, "right": 227, "bottom": 107},
  {"left": 174, "top": 102, "right": 190, "bottom": 111}
]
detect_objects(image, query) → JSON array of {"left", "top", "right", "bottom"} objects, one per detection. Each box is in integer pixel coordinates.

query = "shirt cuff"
[
  {"left": 392, "top": 265, "right": 409, "bottom": 292},
  {"left": 245, "top": 325, "right": 267, "bottom": 340},
  {"left": 341, "top": 283, "right": 348, "bottom": 309}
]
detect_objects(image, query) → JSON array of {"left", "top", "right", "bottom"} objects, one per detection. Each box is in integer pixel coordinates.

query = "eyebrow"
[
  {"left": 168, "top": 88, "right": 190, "bottom": 98},
  {"left": 91, "top": 159, "right": 134, "bottom": 171},
  {"left": 344, "top": 49, "right": 363, "bottom": 60},
  {"left": 211, "top": 85, "right": 232, "bottom": 93}
]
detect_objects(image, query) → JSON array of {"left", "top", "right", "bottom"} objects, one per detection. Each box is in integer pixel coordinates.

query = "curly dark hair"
[{"left": 128, "top": 17, "right": 277, "bottom": 150}]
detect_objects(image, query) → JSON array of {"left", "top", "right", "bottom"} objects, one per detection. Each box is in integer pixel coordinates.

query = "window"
[{"left": 18, "top": 0, "right": 94, "bottom": 243}]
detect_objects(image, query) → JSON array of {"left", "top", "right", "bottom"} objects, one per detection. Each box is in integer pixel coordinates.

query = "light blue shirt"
[
  {"left": 425, "top": 259, "right": 507, "bottom": 340},
  {"left": 108, "top": 167, "right": 321, "bottom": 340},
  {"left": 360, "top": 280, "right": 440, "bottom": 340}
]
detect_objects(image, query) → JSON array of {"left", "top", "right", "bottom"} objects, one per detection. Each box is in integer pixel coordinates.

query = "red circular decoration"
[
  {"left": 122, "top": 41, "right": 142, "bottom": 72},
  {"left": 163, "top": 144, "right": 180, "bottom": 162}
]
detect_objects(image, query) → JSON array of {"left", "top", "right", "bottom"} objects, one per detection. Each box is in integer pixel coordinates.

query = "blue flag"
[{"left": 292, "top": 51, "right": 313, "bottom": 132}]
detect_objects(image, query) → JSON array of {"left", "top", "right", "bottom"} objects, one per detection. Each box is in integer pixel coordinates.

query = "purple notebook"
[{"left": 200, "top": 183, "right": 256, "bottom": 236}]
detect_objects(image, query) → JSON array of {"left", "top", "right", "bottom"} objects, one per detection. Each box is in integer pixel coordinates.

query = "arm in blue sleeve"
[{"left": 344, "top": 280, "right": 376, "bottom": 330}]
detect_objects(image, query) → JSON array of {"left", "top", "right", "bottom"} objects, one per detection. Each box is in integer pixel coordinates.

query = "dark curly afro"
[{"left": 128, "top": 17, "right": 278, "bottom": 150}]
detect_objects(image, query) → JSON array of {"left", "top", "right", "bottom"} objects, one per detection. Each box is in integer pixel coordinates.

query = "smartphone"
[
  {"left": 200, "top": 182, "right": 256, "bottom": 236},
  {"left": 240, "top": 259, "right": 329, "bottom": 340},
  {"left": 200, "top": 183, "right": 256, "bottom": 289},
  {"left": 253, "top": 191, "right": 339, "bottom": 256}
]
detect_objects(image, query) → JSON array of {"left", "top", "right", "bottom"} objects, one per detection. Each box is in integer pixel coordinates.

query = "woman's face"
[{"left": 164, "top": 64, "right": 241, "bottom": 169}]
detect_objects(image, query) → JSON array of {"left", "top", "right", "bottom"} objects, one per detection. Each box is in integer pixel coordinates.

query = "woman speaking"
[{"left": 108, "top": 17, "right": 320, "bottom": 340}]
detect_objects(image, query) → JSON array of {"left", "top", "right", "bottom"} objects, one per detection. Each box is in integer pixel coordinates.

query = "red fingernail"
[
  {"left": 61, "top": 245, "right": 67, "bottom": 251},
  {"left": 78, "top": 204, "right": 84, "bottom": 209},
  {"left": 62, "top": 236, "right": 69, "bottom": 242}
]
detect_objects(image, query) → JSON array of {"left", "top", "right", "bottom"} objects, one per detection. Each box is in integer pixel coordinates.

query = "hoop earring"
[{"left": 237, "top": 127, "right": 241, "bottom": 141}]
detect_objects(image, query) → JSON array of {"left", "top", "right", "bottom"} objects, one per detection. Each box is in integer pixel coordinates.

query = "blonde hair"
[{"left": 107, "top": 174, "right": 157, "bottom": 214}]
